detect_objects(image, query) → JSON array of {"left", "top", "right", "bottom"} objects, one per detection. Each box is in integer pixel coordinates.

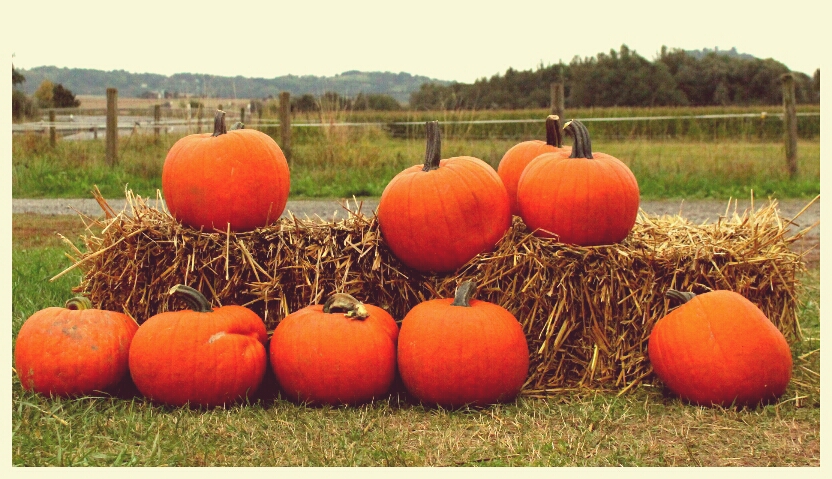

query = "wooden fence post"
[
  {"left": 154, "top": 104, "right": 161, "bottom": 141},
  {"left": 279, "top": 91, "right": 292, "bottom": 163},
  {"left": 781, "top": 73, "right": 798, "bottom": 179},
  {"left": 106, "top": 88, "right": 118, "bottom": 166},
  {"left": 550, "top": 82, "right": 565, "bottom": 120},
  {"left": 197, "top": 105, "right": 203, "bottom": 134},
  {"left": 48, "top": 110, "right": 56, "bottom": 146},
  {"left": 240, "top": 106, "right": 246, "bottom": 125}
]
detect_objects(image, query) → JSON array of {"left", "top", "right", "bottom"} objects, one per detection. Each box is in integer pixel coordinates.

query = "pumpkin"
[
  {"left": 497, "top": 115, "right": 571, "bottom": 215},
  {"left": 397, "top": 281, "right": 529, "bottom": 408},
  {"left": 128, "top": 284, "right": 268, "bottom": 407},
  {"left": 14, "top": 297, "right": 138, "bottom": 397},
  {"left": 377, "top": 121, "right": 511, "bottom": 273},
  {"left": 270, "top": 293, "right": 399, "bottom": 405},
  {"left": 648, "top": 290, "right": 793, "bottom": 407},
  {"left": 162, "top": 110, "right": 290, "bottom": 232},
  {"left": 516, "top": 119, "right": 639, "bottom": 246}
]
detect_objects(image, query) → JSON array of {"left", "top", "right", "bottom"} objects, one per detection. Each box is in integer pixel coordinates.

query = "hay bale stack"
[{"left": 61, "top": 191, "right": 813, "bottom": 394}]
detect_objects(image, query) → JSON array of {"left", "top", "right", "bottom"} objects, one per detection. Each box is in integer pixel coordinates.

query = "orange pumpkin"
[
  {"left": 377, "top": 121, "right": 511, "bottom": 273},
  {"left": 270, "top": 293, "right": 399, "bottom": 406},
  {"left": 648, "top": 290, "right": 793, "bottom": 407},
  {"left": 14, "top": 297, "right": 138, "bottom": 397},
  {"left": 516, "top": 119, "right": 639, "bottom": 245},
  {"left": 128, "top": 284, "right": 268, "bottom": 407},
  {"left": 162, "top": 110, "right": 290, "bottom": 232},
  {"left": 497, "top": 115, "right": 571, "bottom": 215},
  {"left": 397, "top": 281, "right": 529, "bottom": 408}
]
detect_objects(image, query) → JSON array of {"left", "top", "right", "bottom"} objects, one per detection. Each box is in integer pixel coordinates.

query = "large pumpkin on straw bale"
[
  {"left": 397, "top": 281, "right": 529, "bottom": 408},
  {"left": 14, "top": 297, "right": 138, "bottom": 397},
  {"left": 497, "top": 115, "right": 570, "bottom": 216},
  {"left": 270, "top": 293, "right": 399, "bottom": 405},
  {"left": 377, "top": 121, "right": 511, "bottom": 273},
  {"left": 648, "top": 290, "right": 793, "bottom": 407},
  {"left": 162, "top": 110, "right": 290, "bottom": 232},
  {"left": 517, "top": 119, "right": 639, "bottom": 246},
  {"left": 128, "top": 284, "right": 268, "bottom": 407}
]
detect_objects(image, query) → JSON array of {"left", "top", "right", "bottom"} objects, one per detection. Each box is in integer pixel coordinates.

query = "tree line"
[{"left": 408, "top": 45, "right": 820, "bottom": 110}]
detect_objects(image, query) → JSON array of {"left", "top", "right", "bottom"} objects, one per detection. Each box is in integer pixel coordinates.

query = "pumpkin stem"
[
  {"left": 564, "top": 119, "right": 593, "bottom": 159},
  {"left": 212, "top": 110, "right": 228, "bottom": 137},
  {"left": 666, "top": 289, "right": 697, "bottom": 304},
  {"left": 169, "top": 284, "right": 214, "bottom": 313},
  {"left": 545, "top": 115, "right": 563, "bottom": 148},
  {"left": 65, "top": 296, "right": 93, "bottom": 310},
  {"left": 322, "top": 293, "right": 370, "bottom": 319},
  {"left": 230, "top": 121, "right": 245, "bottom": 130},
  {"left": 451, "top": 280, "right": 478, "bottom": 307},
  {"left": 422, "top": 121, "right": 442, "bottom": 172}
]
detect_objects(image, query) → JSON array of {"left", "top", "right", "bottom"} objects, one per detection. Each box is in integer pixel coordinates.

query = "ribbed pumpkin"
[
  {"left": 397, "top": 281, "right": 529, "bottom": 408},
  {"left": 516, "top": 119, "right": 640, "bottom": 246},
  {"left": 14, "top": 297, "right": 138, "bottom": 397},
  {"left": 270, "top": 293, "right": 399, "bottom": 405},
  {"left": 497, "top": 115, "right": 571, "bottom": 215},
  {"left": 128, "top": 285, "right": 268, "bottom": 407},
  {"left": 162, "top": 110, "right": 290, "bottom": 232},
  {"left": 377, "top": 121, "right": 511, "bottom": 273},
  {"left": 648, "top": 290, "right": 793, "bottom": 407}
]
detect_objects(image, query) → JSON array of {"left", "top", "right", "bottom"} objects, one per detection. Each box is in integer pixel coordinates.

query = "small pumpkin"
[
  {"left": 162, "top": 110, "right": 290, "bottom": 232},
  {"left": 497, "top": 115, "right": 571, "bottom": 215},
  {"left": 397, "top": 281, "right": 529, "bottom": 408},
  {"left": 377, "top": 121, "right": 511, "bottom": 273},
  {"left": 128, "top": 284, "right": 268, "bottom": 407},
  {"left": 516, "top": 119, "right": 640, "bottom": 246},
  {"left": 648, "top": 290, "right": 793, "bottom": 407},
  {"left": 270, "top": 293, "right": 399, "bottom": 405},
  {"left": 14, "top": 297, "right": 138, "bottom": 397}
]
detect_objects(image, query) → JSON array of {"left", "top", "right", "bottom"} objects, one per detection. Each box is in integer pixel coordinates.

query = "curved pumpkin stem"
[
  {"left": 422, "top": 121, "right": 442, "bottom": 172},
  {"left": 169, "top": 284, "right": 214, "bottom": 313},
  {"left": 65, "top": 296, "right": 93, "bottom": 310},
  {"left": 323, "top": 293, "right": 370, "bottom": 319},
  {"left": 212, "top": 110, "right": 228, "bottom": 137},
  {"left": 545, "top": 115, "right": 563, "bottom": 148},
  {"left": 230, "top": 121, "right": 245, "bottom": 130},
  {"left": 666, "top": 290, "right": 697, "bottom": 304},
  {"left": 563, "top": 119, "right": 593, "bottom": 159},
  {"left": 451, "top": 280, "right": 478, "bottom": 307}
]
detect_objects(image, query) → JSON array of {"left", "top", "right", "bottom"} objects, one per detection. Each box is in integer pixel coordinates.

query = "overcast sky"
[{"left": 6, "top": 0, "right": 827, "bottom": 83}]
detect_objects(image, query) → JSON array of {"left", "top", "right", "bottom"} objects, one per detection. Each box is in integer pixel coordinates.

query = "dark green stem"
[
  {"left": 65, "top": 297, "right": 93, "bottom": 310},
  {"left": 323, "top": 293, "right": 370, "bottom": 319},
  {"left": 451, "top": 280, "right": 478, "bottom": 307},
  {"left": 170, "top": 284, "right": 214, "bottom": 313},
  {"left": 665, "top": 290, "right": 697, "bottom": 304},
  {"left": 545, "top": 115, "right": 563, "bottom": 148},
  {"left": 564, "top": 119, "right": 593, "bottom": 159},
  {"left": 212, "top": 110, "right": 227, "bottom": 137},
  {"left": 422, "top": 121, "right": 441, "bottom": 172}
]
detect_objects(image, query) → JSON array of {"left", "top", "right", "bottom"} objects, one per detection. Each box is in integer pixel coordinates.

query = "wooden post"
[
  {"left": 279, "top": 91, "right": 292, "bottom": 162},
  {"left": 240, "top": 106, "right": 246, "bottom": 125},
  {"left": 106, "top": 88, "right": 118, "bottom": 166},
  {"left": 93, "top": 125, "right": 98, "bottom": 140},
  {"left": 781, "top": 73, "right": 798, "bottom": 179},
  {"left": 550, "top": 83, "right": 565, "bottom": 120},
  {"left": 154, "top": 104, "right": 161, "bottom": 141},
  {"left": 197, "top": 105, "right": 203, "bottom": 133},
  {"left": 48, "top": 110, "right": 57, "bottom": 146}
]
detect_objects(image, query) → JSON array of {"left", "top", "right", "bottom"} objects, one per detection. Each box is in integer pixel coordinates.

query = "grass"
[{"left": 9, "top": 214, "right": 821, "bottom": 466}]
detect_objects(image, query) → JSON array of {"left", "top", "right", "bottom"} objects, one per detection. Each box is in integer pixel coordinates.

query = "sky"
[{"left": 6, "top": 0, "right": 827, "bottom": 84}]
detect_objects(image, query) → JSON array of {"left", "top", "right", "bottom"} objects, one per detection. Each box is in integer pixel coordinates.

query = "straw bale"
[{"left": 61, "top": 190, "right": 816, "bottom": 394}]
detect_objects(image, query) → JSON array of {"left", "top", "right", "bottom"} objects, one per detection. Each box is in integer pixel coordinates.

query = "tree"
[
  {"left": 813, "top": 68, "right": 820, "bottom": 93},
  {"left": 52, "top": 83, "right": 80, "bottom": 108},
  {"left": 34, "top": 79, "right": 55, "bottom": 107},
  {"left": 13, "top": 65, "right": 25, "bottom": 87}
]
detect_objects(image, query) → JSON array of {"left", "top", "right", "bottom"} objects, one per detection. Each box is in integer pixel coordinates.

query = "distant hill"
[
  {"left": 684, "top": 47, "right": 758, "bottom": 61},
  {"left": 14, "top": 66, "right": 453, "bottom": 105}
]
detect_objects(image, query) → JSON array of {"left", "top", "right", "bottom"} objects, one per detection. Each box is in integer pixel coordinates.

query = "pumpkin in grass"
[
  {"left": 397, "top": 281, "right": 529, "bottom": 408},
  {"left": 14, "top": 297, "right": 138, "bottom": 397},
  {"left": 128, "top": 284, "right": 268, "bottom": 407},
  {"left": 162, "top": 110, "right": 290, "bottom": 232},
  {"left": 377, "top": 121, "right": 511, "bottom": 273},
  {"left": 270, "top": 293, "right": 399, "bottom": 406},
  {"left": 647, "top": 290, "right": 793, "bottom": 407},
  {"left": 516, "top": 119, "right": 639, "bottom": 246},
  {"left": 497, "top": 115, "right": 571, "bottom": 215}
]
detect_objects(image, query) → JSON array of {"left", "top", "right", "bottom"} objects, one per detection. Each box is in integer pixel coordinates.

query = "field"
[{"left": 10, "top": 106, "right": 822, "bottom": 466}]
